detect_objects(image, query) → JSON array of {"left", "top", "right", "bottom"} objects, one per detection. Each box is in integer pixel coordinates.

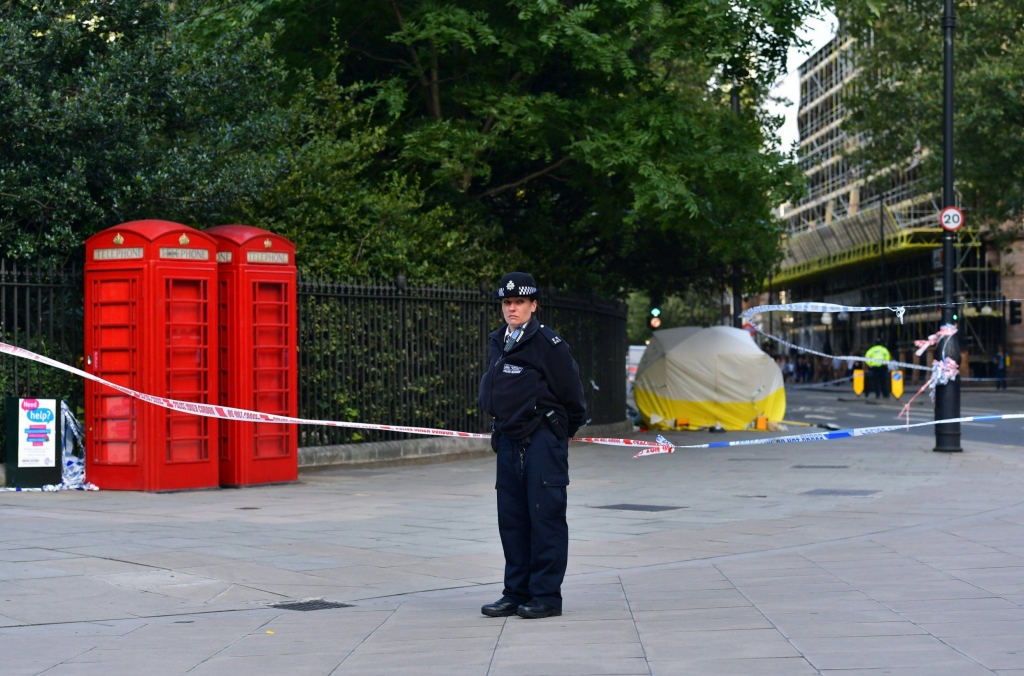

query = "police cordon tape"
[
  {"left": 741, "top": 301, "right": 907, "bottom": 324},
  {"left": 670, "top": 299, "right": 1023, "bottom": 446},
  {"left": 757, "top": 326, "right": 1010, "bottom": 383},
  {"left": 741, "top": 298, "right": 1024, "bottom": 326},
  {"left": 753, "top": 326, "right": 932, "bottom": 371},
  {"left": 755, "top": 323, "right": 957, "bottom": 422},
  {"left": 897, "top": 357, "right": 959, "bottom": 428},
  {"left": 3, "top": 334, "right": 1018, "bottom": 464},
  {"left": 743, "top": 302, "right": 993, "bottom": 427},
  {"left": 631, "top": 412, "right": 1024, "bottom": 457},
  {"left": 0, "top": 341, "right": 675, "bottom": 456},
  {"left": 915, "top": 326, "right": 959, "bottom": 356}
]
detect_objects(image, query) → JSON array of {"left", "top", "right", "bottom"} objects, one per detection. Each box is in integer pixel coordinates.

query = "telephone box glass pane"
[
  {"left": 90, "top": 277, "right": 137, "bottom": 464},
  {"left": 252, "top": 281, "right": 290, "bottom": 458},
  {"left": 165, "top": 278, "right": 210, "bottom": 463},
  {"left": 256, "top": 434, "right": 288, "bottom": 458},
  {"left": 217, "top": 279, "right": 230, "bottom": 461}
]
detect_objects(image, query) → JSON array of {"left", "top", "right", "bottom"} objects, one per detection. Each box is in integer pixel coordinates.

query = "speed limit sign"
[{"left": 940, "top": 206, "right": 964, "bottom": 232}]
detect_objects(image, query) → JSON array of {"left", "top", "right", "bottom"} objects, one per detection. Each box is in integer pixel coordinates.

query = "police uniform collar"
[
  {"left": 495, "top": 318, "right": 540, "bottom": 346},
  {"left": 509, "top": 318, "right": 539, "bottom": 339}
]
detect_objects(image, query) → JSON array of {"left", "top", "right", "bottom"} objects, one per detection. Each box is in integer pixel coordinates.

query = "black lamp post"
[
  {"left": 934, "top": 0, "right": 962, "bottom": 452},
  {"left": 731, "top": 85, "right": 744, "bottom": 330}
]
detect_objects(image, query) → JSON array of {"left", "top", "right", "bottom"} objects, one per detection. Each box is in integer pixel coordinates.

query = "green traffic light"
[
  {"left": 650, "top": 308, "right": 661, "bottom": 317},
  {"left": 953, "top": 313, "right": 958, "bottom": 321}
]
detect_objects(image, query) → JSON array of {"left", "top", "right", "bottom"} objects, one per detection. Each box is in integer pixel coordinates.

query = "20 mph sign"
[{"left": 940, "top": 206, "right": 964, "bottom": 232}]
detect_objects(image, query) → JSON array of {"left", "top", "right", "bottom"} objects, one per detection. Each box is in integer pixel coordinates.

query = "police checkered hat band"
[{"left": 493, "top": 272, "right": 538, "bottom": 299}]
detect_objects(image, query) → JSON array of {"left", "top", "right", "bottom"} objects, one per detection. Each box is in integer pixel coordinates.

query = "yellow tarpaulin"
[{"left": 633, "top": 326, "right": 786, "bottom": 431}]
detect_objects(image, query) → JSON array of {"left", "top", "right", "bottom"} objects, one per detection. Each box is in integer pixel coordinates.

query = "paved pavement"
[{"left": 1, "top": 388, "right": 1023, "bottom": 675}]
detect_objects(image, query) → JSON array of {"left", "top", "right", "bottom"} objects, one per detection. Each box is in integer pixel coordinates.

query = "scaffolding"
[
  {"left": 779, "top": 35, "right": 940, "bottom": 241},
  {"left": 767, "top": 33, "right": 1006, "bottom": 371},
  {"left": 774, "top": 236, "right": 1004, "bottom": 379}
]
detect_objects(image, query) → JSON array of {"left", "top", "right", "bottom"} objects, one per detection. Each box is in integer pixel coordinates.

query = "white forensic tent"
[{"left": 633, "top": 326, "right": 786, "bottom": 431}]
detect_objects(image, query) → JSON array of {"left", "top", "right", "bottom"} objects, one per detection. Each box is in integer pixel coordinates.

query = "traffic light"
[
  {"left": 649, "top": 307, "right": 662, "bottom": 329},
  {"left": 1009, "top": 301, "right": 1022, "bottom": 325}
]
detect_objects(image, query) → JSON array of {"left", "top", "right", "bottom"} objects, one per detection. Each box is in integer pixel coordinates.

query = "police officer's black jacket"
[{"left": 479, "top": 318, "right": 588, "bottom": 441}]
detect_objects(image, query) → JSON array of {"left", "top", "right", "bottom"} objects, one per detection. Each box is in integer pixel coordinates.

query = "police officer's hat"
[{"left": 493, "top": 272, "right": 538, "bottom": 299}]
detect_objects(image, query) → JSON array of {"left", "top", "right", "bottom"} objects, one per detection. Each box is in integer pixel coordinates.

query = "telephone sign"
[{"left": 940, "top": 206, "right": 964, "bottom": 232}]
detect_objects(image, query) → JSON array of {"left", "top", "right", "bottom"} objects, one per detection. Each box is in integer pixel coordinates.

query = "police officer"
[
  {"left": 865, "top": 343, "right": 892, "bottom": 399},
  {"left": 479, "top": 272, "right": 588, "bottom": 619}
]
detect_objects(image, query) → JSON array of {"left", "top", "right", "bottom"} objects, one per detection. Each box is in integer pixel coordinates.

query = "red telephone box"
[
  {"left": 205, "top": 225, "right": 298, "bottom": 487},
  {"left": 84, "top": 221, "right": 220, "bottom": 491}
]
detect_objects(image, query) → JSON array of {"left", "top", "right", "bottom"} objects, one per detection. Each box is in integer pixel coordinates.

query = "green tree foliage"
[
  {"left": 234, "top": 66, "right": 502, "bottom": 282},
  {"left": 626, "top": 289, "right": 722, "bottom": 344},
  {"left": 0, "top": 0, "right": 493, "bottom": 283},
  {"left": 0, "top": 0, "right": 289, "bottom": 259},
  {"left": 4, "top": 0, "right": 814, "bottom": 292},
  {"left": 196, "top": 0, "right": 813, "bottom": 295},
  {"left": 836, "top": 0, "right": 1024, "bottom": 229}
]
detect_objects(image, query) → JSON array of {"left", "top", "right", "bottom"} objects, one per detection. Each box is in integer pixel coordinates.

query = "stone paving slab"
[{"left": 1, "top": 418, "right": 1024, "bottom": 674}]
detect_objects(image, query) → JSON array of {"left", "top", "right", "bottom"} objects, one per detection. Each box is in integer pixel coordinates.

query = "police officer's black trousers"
[
  {"left": 869, "top": 366, "right": 889, "bottom": 398},
  {"left": 495, "top": 427, "right": 569, "bottom": 610}
]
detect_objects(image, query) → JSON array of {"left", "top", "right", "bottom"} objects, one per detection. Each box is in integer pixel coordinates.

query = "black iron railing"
[
  {"left": 296, "top": 278, "right": 627, "bottom": 447},
  {"left": 0, "top": 261, "right": 627, "bottom": 449},
  {"left": 0, "top": 261, "right": 85, "bottom": 451}
]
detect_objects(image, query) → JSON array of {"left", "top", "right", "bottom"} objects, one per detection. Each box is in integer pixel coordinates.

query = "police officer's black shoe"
[
  {"left": 517, "top": 599, "right": 561, "bottom": 619},
  {"left": 481, "top": 599, "right": 520, "bottom": 617}
]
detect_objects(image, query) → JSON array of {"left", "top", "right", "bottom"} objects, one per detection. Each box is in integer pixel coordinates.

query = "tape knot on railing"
[
  {"left": 898, "top": 356, "right": 959, "bottom": 427},
  {"left": 914, "top": 324, "right": 958, "bottom": 357},
  {"left": 932, "top": 356, "right": 960, "bottom": 390}
]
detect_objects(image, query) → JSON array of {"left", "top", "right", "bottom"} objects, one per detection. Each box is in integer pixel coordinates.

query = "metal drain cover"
[
  {"left": 792, "top": 465, "right": 850, "bottom": 469},
  {"left": 269, "top": 599, "right": 353, "bottom": 612},
  {"left": 594, "top": 504, "right": 686, "bottom": 512},
  {"left": 802, "top": 489, "right": 878, "bottom": 496}
]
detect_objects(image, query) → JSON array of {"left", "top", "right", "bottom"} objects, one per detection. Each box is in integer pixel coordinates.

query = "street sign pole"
[
  {"left": 731, "top": 85, "right": 743, "bottom": 331},
  {"left": 934, "top": 0, "right": 962, "bottom": 453}
]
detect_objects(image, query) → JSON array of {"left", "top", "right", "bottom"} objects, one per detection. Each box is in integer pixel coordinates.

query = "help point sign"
[{"left": 17, "top": 398, "right": 57, "bottom": 468}]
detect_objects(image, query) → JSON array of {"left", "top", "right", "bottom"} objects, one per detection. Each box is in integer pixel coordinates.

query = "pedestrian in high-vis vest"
[{"left": 865, "top": 343, "right": 891, "bottom": 399}]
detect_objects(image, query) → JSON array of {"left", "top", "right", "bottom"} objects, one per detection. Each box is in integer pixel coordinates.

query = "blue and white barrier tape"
[
  {"left": 755, "top": 327, "right": 931, "bottom": 371},
  {"left": 742, "top": 298, "right": 1024, "bottom": 325},
  {"left": 634, "top": 413, "right": 1024, "bottom": 457},
  {"left": 753, "top": 314, "right": 1011, "bottom": 381},
  {"left": 742, "top": 302, "right": 905, "bottom": 323}
]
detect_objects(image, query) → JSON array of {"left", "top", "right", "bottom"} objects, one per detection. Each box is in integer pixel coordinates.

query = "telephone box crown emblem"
[
  {"left": 179, "top": 234, "right": 190, "bottom": 245},
  {"left": 264, "top": 238, "right": 272, "bottom": 249},
  {"left": 112, "top": 233, "right": 124, "bottom": 245}
]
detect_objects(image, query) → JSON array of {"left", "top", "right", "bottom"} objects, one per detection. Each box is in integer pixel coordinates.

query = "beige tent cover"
[{"left": 633, "top": 326, "right": 786, "bottom": 430}]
